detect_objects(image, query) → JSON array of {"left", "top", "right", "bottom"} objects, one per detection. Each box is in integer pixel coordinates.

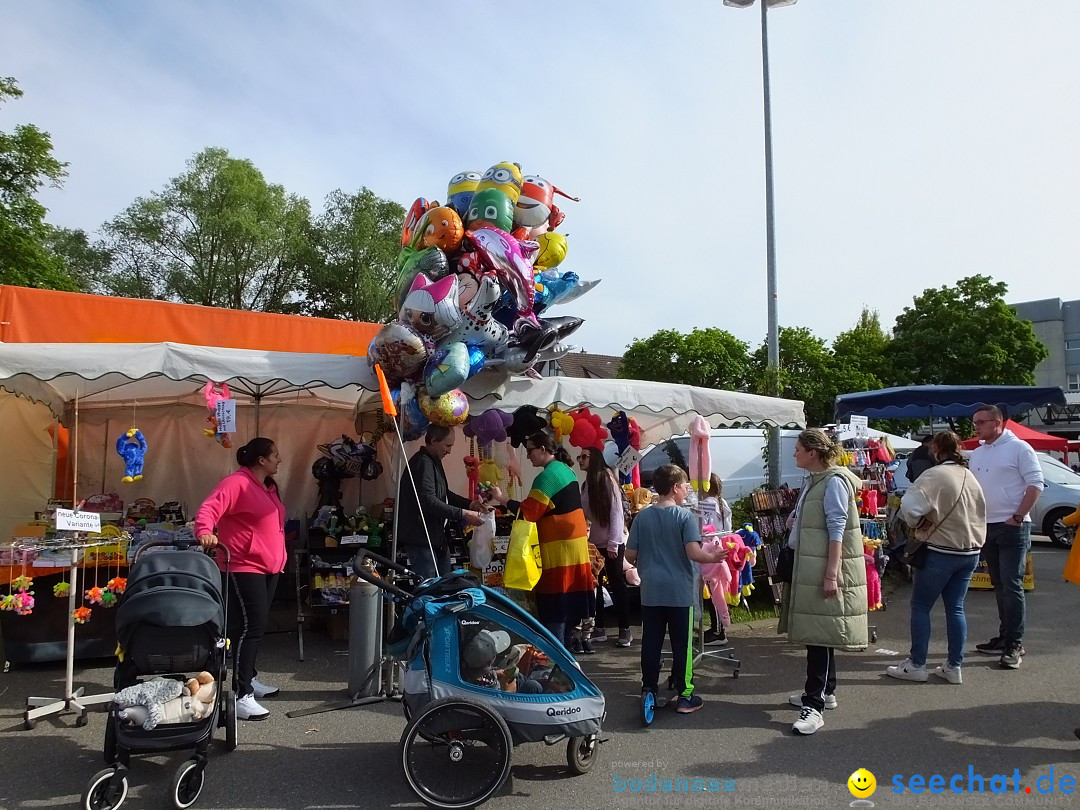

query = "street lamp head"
[{"left": 723, "top": 0, "right": 797, "bottom": 7}]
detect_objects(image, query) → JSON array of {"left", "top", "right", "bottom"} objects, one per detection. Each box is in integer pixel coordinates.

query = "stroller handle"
[
  {"left": 352, "top": 549, "right": 414, "bottom": 600},
  {"left": 133, "top": 537, "right": 231, "bottom": 568}
]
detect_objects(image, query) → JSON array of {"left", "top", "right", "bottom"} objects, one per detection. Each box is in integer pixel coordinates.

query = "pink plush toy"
[
  {"left": 688, "top": 415, "right": 711, "bottom": 492},
  {"left": 203, "top": 382, "right": 233, "bottom": 448},
  {"left": 699, "top": 532, "right": 732, "bottom": 628},
  {"left": 865, "top": 548, "right": 883, "bottom": 610},
  {"left": 628, "top": 417, "right": 642, "bottom": 489}
]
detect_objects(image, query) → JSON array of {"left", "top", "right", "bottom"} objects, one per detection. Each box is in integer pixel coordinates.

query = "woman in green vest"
[{"left": 780, "top": 428, "right": 868, "bottom": 736}]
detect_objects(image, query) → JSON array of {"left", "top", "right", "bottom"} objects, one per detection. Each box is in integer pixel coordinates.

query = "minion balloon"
[
  {"left": 447, "top": 170, "right": 482, "bottom": 218},
  {"left": 476, "top": 161, "right": 524, "bottom": 204}
]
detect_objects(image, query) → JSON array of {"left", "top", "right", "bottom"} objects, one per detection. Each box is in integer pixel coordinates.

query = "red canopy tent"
[{"left": 962, "top": 420, "right": 1070, "bottom": 462}]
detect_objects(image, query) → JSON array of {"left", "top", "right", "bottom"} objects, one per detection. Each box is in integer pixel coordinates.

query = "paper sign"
[
  {"left": 616, "top": 447, "right": 642, "bottom": 477},
  {"left": 339, "top": 535, "right": 368, "bottom": 546},
  {"left": 850, "top": 415, "right": 869, "bottom": 439},
  {"left": 55, "top": 508, "right": 102, "bottom": 533},
  {"left": 215, "top": 399, "right": 237, "bottom": 434}
]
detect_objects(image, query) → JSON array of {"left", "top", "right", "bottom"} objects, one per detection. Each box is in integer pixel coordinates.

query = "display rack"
[
  {"left": 18, "top": 535, "right": 120, "bottom": 729},
  {"left": 749, "top": 487, "right": 800, "bottom": 612}
]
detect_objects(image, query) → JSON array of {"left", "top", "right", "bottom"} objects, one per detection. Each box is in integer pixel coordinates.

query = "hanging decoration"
[
  {"left": 115, "top": 428, "right": 148, "bottom": 483},
  {"left": 203, "top": 381, "right": 234, "bottom": 448}
]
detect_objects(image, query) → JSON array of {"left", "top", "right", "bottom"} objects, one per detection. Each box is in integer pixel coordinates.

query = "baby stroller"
[
  {"left": 354, "top": 550, "right": 606, "bottom": 810},
  {"left": 82, "top": 540, "right": 236, "bottom": 810}
]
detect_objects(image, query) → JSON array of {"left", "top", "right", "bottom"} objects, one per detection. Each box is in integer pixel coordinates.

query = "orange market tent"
[{"left": 0, "top": 286, "right": 382, "bottom": 538}]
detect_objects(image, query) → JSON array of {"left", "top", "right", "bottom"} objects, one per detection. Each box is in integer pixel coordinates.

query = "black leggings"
[
  {"left": 223, "top": 572, "right": 279, "bottom": 699},
  {"left": 596, "top": 545, "right": 631, "bottom": 631}
]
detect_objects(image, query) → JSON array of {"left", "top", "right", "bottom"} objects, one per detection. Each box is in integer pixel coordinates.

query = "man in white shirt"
[{"left": 967, "top": 405, "right": 1043, "bottom": 670}]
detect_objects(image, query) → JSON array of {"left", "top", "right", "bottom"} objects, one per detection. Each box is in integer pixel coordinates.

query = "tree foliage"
[
  {"left": 294, "top": 187, "right": 404, "bottom": 323},
  {"left": 0, "top": 77, "right": 79, "bottom": 290},
  {"left": 619, "top": 328, "right": 750, "bottom": 390},
  {"left": 887, "top": 275, "right": 1048, "bottom": 385},
  {"left": 748, "top": 326, "right": 838, "bottom": 425},
  {"left": 98, "top": 147, "right": 310, "bottom": 311}
]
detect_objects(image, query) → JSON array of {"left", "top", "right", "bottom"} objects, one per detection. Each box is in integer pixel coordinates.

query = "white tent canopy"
[
  {"left": 358, "top": 375, "right": 805, "bottom": 446},
  {"left": 834, "top": 425, "right": 919, "bottom": 451},
  {"left": 0, "top": 341, "right": 370, "bottom": 424}
]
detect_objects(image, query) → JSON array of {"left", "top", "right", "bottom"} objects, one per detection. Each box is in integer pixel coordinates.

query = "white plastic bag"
[{"left": 469, "top": 512, "right": 496, "bottom": 569}]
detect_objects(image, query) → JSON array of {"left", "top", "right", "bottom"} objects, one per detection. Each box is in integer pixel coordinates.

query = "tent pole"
[{"left": 100, "top": 418, "right": 110, "bottom": 494}]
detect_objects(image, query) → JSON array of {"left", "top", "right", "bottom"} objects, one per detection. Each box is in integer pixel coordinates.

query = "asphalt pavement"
[{"left": 1, "top": 539, "right": 1078, "bottom": 809}]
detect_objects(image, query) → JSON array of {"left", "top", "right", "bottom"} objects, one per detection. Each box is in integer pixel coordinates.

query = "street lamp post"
[{"left": 724, "top": 0, "right": 796, "bottom": 487}]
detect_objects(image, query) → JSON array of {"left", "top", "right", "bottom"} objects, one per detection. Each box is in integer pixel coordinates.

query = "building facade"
[{"left": 1011, "top": 298, "right": 1080, "bottom": 439}]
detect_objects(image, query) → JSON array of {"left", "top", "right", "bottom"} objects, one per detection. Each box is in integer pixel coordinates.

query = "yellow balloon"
[{"left": 847, "top": 768, "right": 877, "bottom": 799}]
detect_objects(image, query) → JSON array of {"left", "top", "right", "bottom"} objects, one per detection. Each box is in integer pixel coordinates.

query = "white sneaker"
[
  {"left": 251, "top": 677, "right": 280, "bottom": 698},
  {"left": 792, "top": 706, "right": 824, "bottom": 735},
  {"left": 235, "top": 693, "right": 270, "bottom": 721},
  {"left": 886, "top": 659, "right": 928, "bottom": 682},
  {"left": 931, "top": 664, "right": 962, "bottom": 684},
  {"left": 788, "top": 693, "right": 837, "bottom": 710}
]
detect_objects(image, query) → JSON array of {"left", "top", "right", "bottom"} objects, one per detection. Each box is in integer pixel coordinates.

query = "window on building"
[
  {"left": 1068, "top": 373, "right": 1080, "bottom": 392},
  {"left": 1067, "top": 340, "right": 1080, "bottom": 350}
]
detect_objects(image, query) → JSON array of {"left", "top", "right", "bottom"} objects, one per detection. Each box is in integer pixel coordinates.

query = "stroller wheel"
[
  {"left": 223, "top": 692, "right": 238, "bottom": 752},
  {"left": 82, "top": 768, "right": 128, "bottom": 810},
  {"left": 640, "top": 691, "right": 656, "bottom": 727},
  {"left": 400, "top": 697, "right": 512, "bottom": 809},
  {"left": 566, "top": 735, "right": 597, "bottom": 775},
  {"left": 170, "top": 759, "right": 205, "bottom": 810}
]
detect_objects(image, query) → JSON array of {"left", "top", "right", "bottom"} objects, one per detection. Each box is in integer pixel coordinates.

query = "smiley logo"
[{"left": 847, "top": 768, "right": 877, "bottom": 799}]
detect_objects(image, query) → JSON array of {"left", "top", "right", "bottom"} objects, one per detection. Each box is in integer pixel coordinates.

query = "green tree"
[
  {"left": 748, "top": 326, "right": 837, "bottom": 425},
  {"left": 295, "top": 187, "right": 405, "bottom": 322},
  {"left": 0, "top": 77, "right": 79, "bottom": 290},
  {"left": 42, "top": 226, "right": 112, "bottom": 292},
  {"left": 831, "top": 307, "right": 892, "bottom": 394},
  {"left": 99, "top": 147, "right": 310, "bottom": 311},
  {"left": 888, "top": 275, "right": 1048, "bottom": 385},
  {"left": 619, "top": 328, "right": 751, "bottom": 390}
]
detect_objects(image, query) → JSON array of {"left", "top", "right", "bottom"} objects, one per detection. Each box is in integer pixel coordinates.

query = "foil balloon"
[
  {"left": 418, "top": 206, "right": 465, "bottom": 252},
  {"left": 534, "top": 231, "right": 568, "bottom": 271},
  {"left": 554, "top": 276, "right": 600, "bottom": 305},
  {"left": 419, "top": 388, "right": 469, "bottom": 427},
  {"left": 514, "top": 176, "right": 579, "bottom": 229},
  {"left": 401, "top": 197, "right": 432, "bottom": 247},
  {"left": 447, "top": 170, "right": 482, "bottom": 218},
  {"left": 399, "top": 273, "right": 462, "bottom": 341},
  {"left": 445, "top": 270, "right": 509, "bottom": 356},
  {"left": 476, "top": 161, "right": 524, "bottom": 204},
  {"left": 466, "top": 188, "right": 515, "bottom": 233},
  {"left": 424, "top": 341, "right": 470, "bottom": 397},
  {"left": 510, "top": 315, "right": 583, "bottom": 363},
  {"left": 394, "top": 246, "right": 450, "bottom": 309},
  {"left": 469, "top": 226, "right": 536, "bottom": 319},
  {"left": 367, "top": 322, "right": 432, "bottom": 386},
  {"left": 400, "top": 382, "right": 430, "bottom": 441},
  {"left": 466, "top": 344, "right": 486, "bottom": 377}
]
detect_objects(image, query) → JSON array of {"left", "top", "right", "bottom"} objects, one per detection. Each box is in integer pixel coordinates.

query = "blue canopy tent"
[{"left": 834, "top": 385, "right": 1067, "bottom": 421}]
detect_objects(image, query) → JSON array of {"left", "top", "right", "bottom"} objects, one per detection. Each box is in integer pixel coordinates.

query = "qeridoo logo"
[{"left": 546, "top": 705, "right": 581, "bottom": 717}]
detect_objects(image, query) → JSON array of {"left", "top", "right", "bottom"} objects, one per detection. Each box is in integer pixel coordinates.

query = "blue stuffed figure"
[
  {"left": 116, "top": 428, "right": 148, "bottom": 483},
  {"left": 737, "top": 523, "right": 761, "bottom": 592}
]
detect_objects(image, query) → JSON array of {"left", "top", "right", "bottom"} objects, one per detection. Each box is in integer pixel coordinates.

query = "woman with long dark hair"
[
  {"left": 195, "top": 437, "right": 286, "bottom": 721},
  {"left": 578, "top": 446, "right": 632, "bottom": 648}
]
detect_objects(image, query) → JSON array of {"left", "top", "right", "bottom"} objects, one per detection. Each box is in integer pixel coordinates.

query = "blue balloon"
[{"left": 466, "top": 344, "right": 486, "bottom": 378}]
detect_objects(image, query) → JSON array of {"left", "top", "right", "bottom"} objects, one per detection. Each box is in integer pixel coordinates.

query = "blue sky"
[{"left": 5, "top": 1, "right": 1079, "bottom": 357}]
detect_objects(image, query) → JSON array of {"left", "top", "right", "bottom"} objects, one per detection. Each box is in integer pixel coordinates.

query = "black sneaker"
[
  {"left": 975, "top": 637, "right": 1005, "bottom": 654},
  {"left": 999, "top": 642, "right": 1023, "bottom": 669},
  {"left": 569, "top": 638, "right": 583, "bottom": 655},
  {"left": 580, "top": 639, "right": 595, "bottom": 655},
  {"left": 703, "top": 629, "right": 728, "bottom": 646}
]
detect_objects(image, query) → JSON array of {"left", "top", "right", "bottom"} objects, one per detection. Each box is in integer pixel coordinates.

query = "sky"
[{"left": 5, "top": 0, "right": 1080, "bottom": 358}]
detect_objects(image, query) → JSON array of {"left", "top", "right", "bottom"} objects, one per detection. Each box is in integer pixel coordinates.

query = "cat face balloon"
[{"left": 399, "top": 273, "right": 462, "bottom": 340}]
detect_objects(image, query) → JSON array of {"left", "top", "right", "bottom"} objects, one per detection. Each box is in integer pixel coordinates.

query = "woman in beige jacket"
[{"left": 887, "top": 431, "right": 986, "bottom": 685}]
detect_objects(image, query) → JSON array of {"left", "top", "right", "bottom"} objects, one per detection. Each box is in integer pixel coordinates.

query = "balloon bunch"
[{"left": 368, "top": 162, "right": 600, "bottom": 437}]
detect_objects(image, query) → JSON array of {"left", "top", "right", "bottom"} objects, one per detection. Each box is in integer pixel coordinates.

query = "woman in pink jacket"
[{"left": 196, "top": 437, "right": 286, "bottom": 721}]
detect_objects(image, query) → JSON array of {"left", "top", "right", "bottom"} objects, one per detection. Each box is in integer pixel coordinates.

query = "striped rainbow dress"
[{"left": 510, "top": 459, "right": 593, "bottom": 627}]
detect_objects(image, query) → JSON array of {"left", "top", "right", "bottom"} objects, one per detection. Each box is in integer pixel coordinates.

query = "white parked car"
[{"left": 896, "top": 452, "right": 1080, "bottom": 548}]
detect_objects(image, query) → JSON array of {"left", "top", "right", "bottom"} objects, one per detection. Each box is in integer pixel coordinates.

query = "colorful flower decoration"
[
  {"left": 53, "top": 581, "right": 71, "bottom": 598},
  {"left": 73, "top": 606, "right": 92, "bottom": 624},
  {"left": 100, "top": 591, "right": 118, "bottom": 608},
  {"left": 0, "top": 594, "right": 16, "bottom": 612},
  {"left": 85, "top": 586, "right": 105, "bottom": 606},
  {"left": 13, "top": 591, "right": 34, "bottom": 616},
  {"left": 107, "top": 577, "right": 127, "bottom": 595},
  {"left": 11, "top": 575, "right": 33, "bottom": 592}
]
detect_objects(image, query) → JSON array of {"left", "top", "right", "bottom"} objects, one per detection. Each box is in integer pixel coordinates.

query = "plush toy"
[
  {"left": 569, "top": 407, "right": 607, "bottom": 450},
  {"left": 864, "top": 543, "right": 883, "bottom": 611},
  {"left": 507, "top": 405, "right": 548, "bottom": 448},
  {"left": 549, "top": 408, "right": 575, "bottom": 444},
  {"left": 116, "top": 673, "right": 216, "bottom": 731},
  {"left": 203, "top": 382, "right": 233, "bottom": 448},
  {"left": 688, "top": 415, "right": 711, "bottom": 493},
  {"left": 463, "top": 455, "right": 480, "bottom": 502},
  {"left": 115, "top": 428, "right": 147, "bottom": 483},
  {"left": 736, "top": 524, "right": 762, "bottom": 596}
]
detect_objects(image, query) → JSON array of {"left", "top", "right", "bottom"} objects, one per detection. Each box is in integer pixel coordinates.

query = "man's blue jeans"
[
  {"left": 408, "top": 545, "right": 451, "bottom": 580},
  {"left": 909, "top": 551, "right": 979, "bottom": 668},
  {"left": 981, "top": 522, "right": 1031, "bottom": 644}
]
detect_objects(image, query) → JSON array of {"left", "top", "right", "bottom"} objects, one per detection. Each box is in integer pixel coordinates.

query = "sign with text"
[
  {"left": 850, "top": 415, "right": 869, "bottom": 439},
  {"left": 215, "top": 399, "right": 237, "bottom": 434},
  {"left": 616, "top": 447, "right": 642, "bottom": 477},
  {"left": 55, "top": 508, "right": 102, "bottom": 533}
]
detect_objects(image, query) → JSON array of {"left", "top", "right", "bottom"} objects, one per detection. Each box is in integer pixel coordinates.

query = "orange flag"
[{"left": 374, "top": 363, "right": 397, "bottom": 418}]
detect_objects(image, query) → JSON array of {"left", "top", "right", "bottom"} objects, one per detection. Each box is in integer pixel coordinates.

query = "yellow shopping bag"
[
  {"left": 1063, "top": 540, "right": 1080, "bottom": 586},
  {"left": 504, "top": 518, "right": 542, "bottom": 591}
]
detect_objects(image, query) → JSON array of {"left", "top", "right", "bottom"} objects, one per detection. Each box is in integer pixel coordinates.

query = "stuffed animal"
[
  {"left": 115, "top": 428, "right": 147, "bottom": 483},
  {"left": 688, "top": 415, "right": 711, "bottom": 493},
  {"left": 607, "top": 411, "right": 632, "bottom": 484},
  {"left": 203, "top": 382, "right": 233, "bottom": 448},
  {"left": 116, "top": 673, "right": 216, "bottom": 730}
]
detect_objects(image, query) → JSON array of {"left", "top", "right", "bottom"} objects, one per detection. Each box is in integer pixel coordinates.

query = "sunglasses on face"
[{"left": 577, "top": 455, "right": 590, "bottom": 462}]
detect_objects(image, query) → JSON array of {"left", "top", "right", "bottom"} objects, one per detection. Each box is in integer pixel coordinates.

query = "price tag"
[
  {"left": 55, "top": 508, "right": 102, "bottom": 533},
  {"left": 493, "top": 536, "right": 510, "bottom": 555},
  {"left": 616, "top": 447, "right": 642, "bottom": 477},
  {"left": 215, "top": 399, "right": 237, "bottom": 434},
  {"left": 339, "top": 535, "right": 368, "bottom": 546}
]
